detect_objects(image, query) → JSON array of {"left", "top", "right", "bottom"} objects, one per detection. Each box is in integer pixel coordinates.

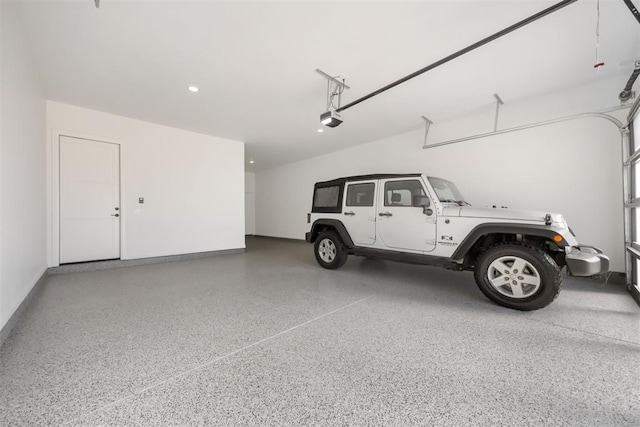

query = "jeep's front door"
[
  {"left": 377, "top": 178, "right": 436, "bottom": 252},
  {"left": 342, "top": 181, "right": 376, "bottom": 245}
]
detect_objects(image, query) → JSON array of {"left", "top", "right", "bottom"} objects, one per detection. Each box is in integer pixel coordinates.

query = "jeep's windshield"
[{"left": 427, "top": 177, "right": 468, "bottom": 205}]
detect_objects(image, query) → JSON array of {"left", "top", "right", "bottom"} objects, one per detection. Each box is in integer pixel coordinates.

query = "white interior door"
[{"left": 60, "top": 136, "right": 120, "bottom": 263}]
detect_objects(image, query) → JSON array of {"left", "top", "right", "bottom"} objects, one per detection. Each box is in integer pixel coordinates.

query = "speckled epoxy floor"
[{"left": 1, "top": 237, "right": 638, "bottom": 426}]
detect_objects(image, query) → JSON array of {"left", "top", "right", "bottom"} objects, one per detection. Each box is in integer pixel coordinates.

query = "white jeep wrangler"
[{"left": 305, "top": 174, "right": 609, "bottom": 311}]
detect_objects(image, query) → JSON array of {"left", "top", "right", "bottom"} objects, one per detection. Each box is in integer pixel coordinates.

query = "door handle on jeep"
[
  {"left": 344, "top": 211, "right": 355, "bottom": 216},
  {"left": 378, "top": 212, "right": 393, "bottom": 217}
]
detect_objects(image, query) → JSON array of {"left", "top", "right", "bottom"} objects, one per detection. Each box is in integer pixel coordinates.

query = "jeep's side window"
[
  {"left": 313, "top": 185, "right": 341, "bottom": 208},
  {"left": 346, "top": 183, "right": 374, "bottom": 207},
  {"left": 384, "top": 180, "right": 426, "bottom": 207}
]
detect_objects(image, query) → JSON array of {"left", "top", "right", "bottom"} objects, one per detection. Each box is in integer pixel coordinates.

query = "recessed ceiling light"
[
  {"left": 188, "top": 86, "right": 199, "bottom": 93},
  {"left": 249, "top": 160, "right": 255, "bottom": 164},
  {"left": 317, "top": 129, "right": 324, "bottom": 133}
]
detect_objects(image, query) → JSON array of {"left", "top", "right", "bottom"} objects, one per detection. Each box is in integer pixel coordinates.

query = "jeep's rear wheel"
[
  {"left": 314, "top": 231, "right": 348, "bottom": 269},
  {"left": 474, "top": 244, "right": 561, "bottom": 311}
]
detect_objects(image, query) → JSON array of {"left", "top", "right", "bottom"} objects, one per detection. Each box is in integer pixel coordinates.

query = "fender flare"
[
  {"left": 451, "top": 223, "right": 567, "bottom": 261},
  {"left": 306, "top": 219, "right": 354, "bottom": 247}
]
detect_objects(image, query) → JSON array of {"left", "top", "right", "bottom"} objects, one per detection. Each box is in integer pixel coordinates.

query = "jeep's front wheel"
[
  {"left": 474, "top": 244, "right": 561, "bottom": 311},
  {"left": 314, "top": 231, "right": 348, "bottom": 269}
]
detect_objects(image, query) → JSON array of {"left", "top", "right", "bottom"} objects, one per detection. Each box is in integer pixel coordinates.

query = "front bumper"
[{"left": 565, "top": 245, "right": 610, "bottom": 276}]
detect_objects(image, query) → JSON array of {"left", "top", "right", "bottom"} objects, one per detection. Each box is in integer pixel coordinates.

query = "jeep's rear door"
[
  {"left": 377, "top": 178, "right": 436, "bottom": 252},
  {"left": 342, "top": 181, "right": 376, "bottom": 245}
]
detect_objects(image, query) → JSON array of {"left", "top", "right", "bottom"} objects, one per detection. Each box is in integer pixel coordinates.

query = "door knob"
[{"left": 111, "top": 213, "right": 120, "bottom": 217}]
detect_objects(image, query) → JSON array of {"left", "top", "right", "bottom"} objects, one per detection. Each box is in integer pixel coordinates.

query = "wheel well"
[
  {"left": 309, "top": 220, "right": 354, "bottom": 247},
  {"left": 464, "top": 233, "right": 565, "bottom": 268},
  {"left": 310, "top": 224, "right": 334, "bottom": 242}
]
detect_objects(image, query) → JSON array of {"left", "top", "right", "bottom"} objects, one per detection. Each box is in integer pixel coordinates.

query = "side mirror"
[{"left": 412, "top": 195, "right": 430, "bottom": 208}]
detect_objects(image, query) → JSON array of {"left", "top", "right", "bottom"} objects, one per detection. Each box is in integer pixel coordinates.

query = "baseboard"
[
  {"left": 48, "top": 247, "right": 245, "bottom": 275},
  {"left": 249, "top": 235, "right": 306, "bottom": 243},
  {"left": 0, "top": 268, "right": 48, "bottom": 349}
]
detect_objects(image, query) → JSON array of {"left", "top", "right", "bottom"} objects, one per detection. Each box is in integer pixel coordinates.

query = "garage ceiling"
[{"left": 16, "top": 0, "right": 640, "bottom": 171}]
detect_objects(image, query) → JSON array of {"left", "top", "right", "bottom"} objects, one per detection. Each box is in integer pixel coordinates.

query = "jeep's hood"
[{"left": 443, "top": 206, "right": 564, "bottom": 224}]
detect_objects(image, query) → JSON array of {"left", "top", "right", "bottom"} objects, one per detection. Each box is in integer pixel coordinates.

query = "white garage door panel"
[{"left": 60, "top": 136, "right": 120, "bottom": 263}]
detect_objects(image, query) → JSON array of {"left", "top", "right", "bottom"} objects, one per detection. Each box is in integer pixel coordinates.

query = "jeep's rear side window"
[
  {"left": 312, "top": 185, "right": 342, "bottom": 213},
  {"left": 314, "top": 186, "right": 340, "bottom": 207},
  {"left": 384, "top": 180, "right": 426, "bottom": 207},
  {"left": 346, "top": 183, "right": 374, "bottom": 207}
]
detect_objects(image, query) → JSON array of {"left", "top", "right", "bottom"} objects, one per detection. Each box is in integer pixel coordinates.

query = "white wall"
[
  {"left": 245, "top": 172, "right": 255, "bottom": 235},
  {"left": 0, "top": 2, "right": 47, "bottom": 331},
  {"left": 256, "top": 76, "right": 627, "bottom": 272},
  {"left": 47, "top": 101, "right": 245, "bottom": 264}
]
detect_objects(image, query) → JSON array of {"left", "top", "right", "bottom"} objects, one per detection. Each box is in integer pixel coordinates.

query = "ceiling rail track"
[{"left": 422, "top": 108, "right": 626, "bottom": 150}]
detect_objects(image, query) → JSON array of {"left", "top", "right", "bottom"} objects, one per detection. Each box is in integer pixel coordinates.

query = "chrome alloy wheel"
[
  {"left": 487, "top": 255, "right": 541, "bottom": 299},
  {"left": 317, "top": 238, "right": 337, "bottom": 263}
]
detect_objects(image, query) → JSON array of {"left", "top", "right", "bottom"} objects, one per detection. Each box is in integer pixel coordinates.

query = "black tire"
[
  {"left": 314, "top": 230, "right": 348, "bottom": 270},
  {"left": 473, "top": 243, "right": 561, "bottom": 311}
]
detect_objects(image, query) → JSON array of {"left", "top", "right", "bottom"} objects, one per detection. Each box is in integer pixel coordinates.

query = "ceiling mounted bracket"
[
  {"left": 317, "top": 68, "right": 350, "bottom": 127},
  {"left": 94, "top": 0, "right": 100, "bottom": 8},
  {"left": 421, "top": 116, "right": 433, "bottom": 149},
  {"left": 493, "top": 93, "right": 504, "bottom": 132},
  {"left": 316, "top": 69, "right": 350, "bottom": 92}
]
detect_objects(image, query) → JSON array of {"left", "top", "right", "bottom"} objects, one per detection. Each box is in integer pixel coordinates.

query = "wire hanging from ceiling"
[
  {"left": 327, "top": 77, "right": 346, "bottom": 111},
  {"left": 594, "top": 0, "right": 605, "bottom": 73}
]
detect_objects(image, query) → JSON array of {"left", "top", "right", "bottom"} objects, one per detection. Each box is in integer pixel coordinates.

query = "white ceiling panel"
[{"left": 16, "top": 0, "right": 640, "bottom": 170}]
